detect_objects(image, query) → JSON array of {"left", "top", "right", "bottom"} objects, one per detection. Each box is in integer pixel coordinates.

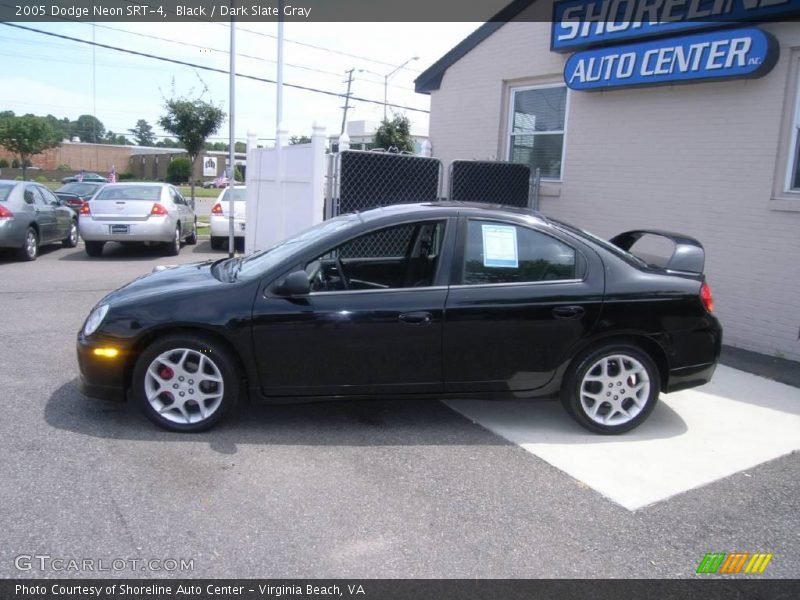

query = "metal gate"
[
  {"left": 448, "top": 160, "right": 531, "bottom": 208},
  {"left": 325, "top": 150, "right": 442, "bottom": 218}
]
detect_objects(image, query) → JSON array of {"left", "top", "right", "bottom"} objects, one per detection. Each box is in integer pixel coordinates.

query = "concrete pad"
[{"left": 446, "top": 365, "right": 800, "bottom": 511}]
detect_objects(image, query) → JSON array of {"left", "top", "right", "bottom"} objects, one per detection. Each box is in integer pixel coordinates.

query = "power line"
[{"left": 0, "top": 22, "right": 429, "bottom": 115}]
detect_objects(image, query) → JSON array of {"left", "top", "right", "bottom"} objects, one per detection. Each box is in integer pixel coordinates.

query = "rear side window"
[
  {"left": 96, "top": 186, "right": 161, "bottom": 201},
  {"left": 0, "top": 184, "right": 13, "bottom": 201},
  {"left": 463, "top": 220, "right": 577, "bottom": 285}
]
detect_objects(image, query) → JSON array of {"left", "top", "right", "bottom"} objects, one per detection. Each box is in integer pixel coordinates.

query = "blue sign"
[
  {"left": 564, "top": 27, "right": 778, "bottom": 90},
  {"left": 552, "top": 0, "right": 800, "bottom": 52}
]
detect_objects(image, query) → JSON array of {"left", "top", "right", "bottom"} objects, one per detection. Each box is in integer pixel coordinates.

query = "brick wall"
[{"left": 428, "top": 20, "right": 800, "bottom": 361}]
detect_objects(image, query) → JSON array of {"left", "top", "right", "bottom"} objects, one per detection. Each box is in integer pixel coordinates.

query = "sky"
[{"left": 0, "top": 21, "right": 480, "bottom": 145}]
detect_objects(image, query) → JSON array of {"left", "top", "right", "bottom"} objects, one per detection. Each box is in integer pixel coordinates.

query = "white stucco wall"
[{"left": 428, "top": 21, "right": 800, "bottom": 361}]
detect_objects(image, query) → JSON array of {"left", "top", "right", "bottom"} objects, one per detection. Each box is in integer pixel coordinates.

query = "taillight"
[
  {"left": 211, "top": 203, "right": 223, "bottom": 215},
  {"left": 151, "top": 203, "right": 168, "bottom": 216},
  {"left": 0, "top": 205, "right": 13, "bottom": 219},
  {"left": 79, "top": 203, "right": 91, "bottom": 215},
  {"left": 700, "top": 282, "right": 714, "bottom": 313}
]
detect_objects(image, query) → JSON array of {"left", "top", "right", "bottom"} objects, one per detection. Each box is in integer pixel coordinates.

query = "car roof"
[
  {"left": 351, "top": 201, "right": 549, "bottom": 225},
  {"left": 100, "top": 182, "right": 165, "bottom": 187}
]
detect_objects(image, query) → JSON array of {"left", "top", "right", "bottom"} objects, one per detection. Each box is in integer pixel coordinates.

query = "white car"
[{"left": 209, "top": 186, "right": 245, "bottom": 250}]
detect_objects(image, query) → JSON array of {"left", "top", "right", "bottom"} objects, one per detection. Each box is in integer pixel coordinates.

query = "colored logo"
[
  {"left": 696, "top": 552, "right": 773, "bottom": 574},
  {"left": 563, "top": 27, "right": 778, "bottom": 91}
]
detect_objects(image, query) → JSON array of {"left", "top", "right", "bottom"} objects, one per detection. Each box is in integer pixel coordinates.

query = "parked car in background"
[
  {"left": 202, "top": 177, "right": 241, "bottom": 189},
  {"left": 54, "top": 182, "right": 105, "bottom": 212},
  {"left": 0, "top": 180, "right": 79, "bottom": 260},
  {"left": 61, "top": 172, "right": 108, "bottom": 184},
  {"left": 78, "top": 182, "right": 197, "bottom": 257},
  {"left": 77, "top": 202, "right": 721, "bottom": 433},
  {"left": 210, "top": 186, "right": 246, "bottom": 250}
]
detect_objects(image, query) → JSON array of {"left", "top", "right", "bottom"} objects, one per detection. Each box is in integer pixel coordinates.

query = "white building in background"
[
  {"left": 415, "top": 2, "right": 800, "bottom": 361},
  {"left": 330, "top": 120, "right": 429, "bottom": 154}
]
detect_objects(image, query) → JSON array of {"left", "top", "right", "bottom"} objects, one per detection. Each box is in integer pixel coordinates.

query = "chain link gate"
[{"left": 448, "top": 160, "right": 531, "bottom": 208}]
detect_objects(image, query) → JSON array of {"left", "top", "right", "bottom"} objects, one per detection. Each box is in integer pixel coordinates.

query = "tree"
[
  {"left": 373, "top": 115, "right": 415, "bottom": 153},
  {"left": 159, "top": 97, "right": 225, "bottom": 204},
  {"left": 103, "top": 131, "right": 130, "bottom": 145},
  {"left": 156, "top": 137, "right": 183, "bottom": 149},
  {"left": 0, "top": 115, "right": 60, "bottom": 180},
  {"left": 166, "top": 157, "right": 191, "bottom": 183},
  {"left": 128, "top": 119, "right": 156, "bottom": 146},
  {"left": 289, "top": 135, "right": 311, "bottom": 145},
  {"left": 72, "top": 114, "right": 105, "bottom": 143}
]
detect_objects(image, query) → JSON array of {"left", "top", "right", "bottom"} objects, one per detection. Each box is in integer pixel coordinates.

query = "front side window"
[
  {"left": 463, "top": 220, "right": 577, "bottom": 285},
  {"left": 307, "top": 220, "right": 446, "bottom": 292},
  {"left": 508, "top": 84, "right": 567, "bottom": 180}
]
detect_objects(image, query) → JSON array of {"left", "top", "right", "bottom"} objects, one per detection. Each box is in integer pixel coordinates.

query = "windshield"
[
  {"left": 60, "top": 183, "right": 101, "bottom": 196},
  {"left": 96, "top": 185, "right": 161, "bottom": 201},
  {"left": 230, "top": 213, "right": 362, "bottom": 281},
  {"left": 551, "top": 219, "right": 648, "bottom": 268},
  {"left": 220, "top": 188, "right": 246, "bottom": 202},
  {"left": 0, "top": 184, "right": 13, "bottom": 201}
]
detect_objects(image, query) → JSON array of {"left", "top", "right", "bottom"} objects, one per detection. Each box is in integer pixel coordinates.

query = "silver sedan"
[
  {"left": 79, "top": 183, "right": 197, "bottom": 257},
  {"left": 0, "top": 179, "right": 79, "bottom": 261}
]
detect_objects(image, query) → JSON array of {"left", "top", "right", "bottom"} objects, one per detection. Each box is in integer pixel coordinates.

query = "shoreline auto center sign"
[
  {"left": 552, "top": 0, "right": 791, "bottom": 90},
  {"left": 564, "top": 27, "right": 778, "bottom": 90}
]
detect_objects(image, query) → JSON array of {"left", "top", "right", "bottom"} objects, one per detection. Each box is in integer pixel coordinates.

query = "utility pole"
[{"left": 340, "top": 68, "right": 355, "bottom": 136}]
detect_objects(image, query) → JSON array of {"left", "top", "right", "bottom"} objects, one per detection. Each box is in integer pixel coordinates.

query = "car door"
[
  {"left": 38, "top": 186, "right": 71, "bottom": 239},
  {"left": 443, "top": 217, "right": 604, "bottom": 393},
  {"left": 27, "top": 185, "right": 58, "bottom": 243},
  {"left": 250, "top": 218, "right": 456, "bottom": 397},
  {"left": 169, "top": 187, "right": 191, "bottom": 237}
]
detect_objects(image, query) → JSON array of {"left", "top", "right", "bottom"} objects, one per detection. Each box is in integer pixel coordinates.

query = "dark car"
[
  {"left": 54, "top": 182, "right": 105, "bottom": 211},
  {"left": 77, "top": 203, "right": 721, "bottom": 433},
  {"left": 61, "top": 172, "right": 107, "bottom": 184},
  {"left": 0, "top": 180, "right": 79, "bottom": 260}
]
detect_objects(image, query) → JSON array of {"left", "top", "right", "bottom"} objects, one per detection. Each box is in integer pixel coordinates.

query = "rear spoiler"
[{"left": 609, "top": 230, "right": 705, "bottom": 274}]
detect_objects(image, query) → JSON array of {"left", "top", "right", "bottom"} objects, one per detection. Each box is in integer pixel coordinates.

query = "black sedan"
[
  {"left": 54, "top": 181, "right": 105, "bottom": 211},
  {"left": 77, "top": 203, "right": 721, "bottom": 434},
  {"left": 61, "top": 172, "right": 107, "bottom": 184}
]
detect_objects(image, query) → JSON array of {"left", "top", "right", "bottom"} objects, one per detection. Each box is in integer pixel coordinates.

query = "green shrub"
[
  {"left": 118, "top": 172, "right": 135, "bottom": 181},
  {"left": 166, "top": 157, "right": 191, "bottom": 184},
  {"left": 0, "top": 158, "right": 8, "bottom": 168},
  {"left": 56, "top": 163, "right": 71, "bottom": 171},
  {"left": 15, "top": 176, "right": 22, "bottom": 180},
  {"left": 11, "top": 159, "right": 19, "bottom": 168},
  {"left": 34, "top": 175, "right": 48, "bottom": 183}
]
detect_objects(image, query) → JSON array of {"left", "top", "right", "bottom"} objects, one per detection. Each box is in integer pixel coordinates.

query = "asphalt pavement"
[{"left": 0, "top": 239, "right": 797, "bottom": 579}]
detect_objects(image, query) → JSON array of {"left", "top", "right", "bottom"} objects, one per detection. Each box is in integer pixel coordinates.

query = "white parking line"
[{"left": 446, "top": 365, "right": 800, "bottom": 511}]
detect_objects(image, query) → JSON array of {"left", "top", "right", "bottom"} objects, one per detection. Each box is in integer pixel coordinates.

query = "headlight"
[{"left": 83, "top": 304, "right": 109, "bottom": 336}]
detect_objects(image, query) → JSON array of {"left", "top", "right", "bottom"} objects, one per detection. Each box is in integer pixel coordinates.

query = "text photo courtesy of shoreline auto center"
[{"left": 0, "top": 0, "right": 798, "bottom": 598}]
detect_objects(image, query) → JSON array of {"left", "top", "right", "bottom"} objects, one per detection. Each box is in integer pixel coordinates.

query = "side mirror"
[{"left": 274, "top": 270, "right": 310, "bottom": 297}]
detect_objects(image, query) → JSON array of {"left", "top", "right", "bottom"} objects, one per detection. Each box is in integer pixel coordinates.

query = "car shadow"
[
  {"left": 44, "top": 379, "right": 510, "bottom": 453},
  {"left": 58, "top": 241, "right": 218, "bottom": 261},
  {"left": 0, "top": 243, "right": 68, "bottom": 263}
]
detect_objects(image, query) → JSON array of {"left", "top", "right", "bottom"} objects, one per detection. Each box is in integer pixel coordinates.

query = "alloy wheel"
[
  {"left": 25, "top": 230, "right": 37, "bottom": 259},
  {"left": 579, "top": 354, "right": 651, "bottom": 426},
  {"left": 144, "top": 348, "right": 225, "bottom": 425}
]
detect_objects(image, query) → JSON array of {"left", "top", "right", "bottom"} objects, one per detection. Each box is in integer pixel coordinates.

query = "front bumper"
[
  {"left": 210, "top": 215, "right": 245, "bottom": 238},
  {"left": 79, "top": 216, "right": 175, "bottom": 243},
  {"left": 76, "top": 334, "right": 129, "bottom": 402}
]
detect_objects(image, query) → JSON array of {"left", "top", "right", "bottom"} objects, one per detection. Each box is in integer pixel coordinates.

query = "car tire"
[
  {"left": 560, "top": 343, "right": 660, "bottom": 434},
  {"left": 85, "top": 241, "right": 104, "bottom": 257},
  {"left": 210, "top": 236, "right": 224, "bottom": 250},
  {"left": 165, "top": 226, "right": 181, "bottom": 256},
  {"left": 185, "top": 220, "right": 197, "bottom": 245},
  {"left": 62, "top": 220, "right": 79, "bottom": 248},
  {"left": 18, "top": 227, "right": 38, "bottom": 261},
  {"left": 132, "top": 334, "right": 240, "bottom": 432}
]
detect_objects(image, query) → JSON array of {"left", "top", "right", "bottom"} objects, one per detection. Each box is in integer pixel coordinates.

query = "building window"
[
  {"left": 507, "top": 84, "right": 568, "bottom": 180},
  {"left": 788, "top": 68, "right": 800, "bottom": 192}
]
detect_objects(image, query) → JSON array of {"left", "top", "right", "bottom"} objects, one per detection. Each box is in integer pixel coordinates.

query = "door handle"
[
  {"left": 552, "top": 305, "right": 585, "bottom": 320},
  {"left": 398, "top": 311, "right": 432, "bottom": 325}
]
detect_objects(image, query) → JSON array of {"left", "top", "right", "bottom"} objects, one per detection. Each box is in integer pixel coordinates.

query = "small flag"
[
  {"left": 108, "top": 165, "right": 117, "bottom": 184},
  {"left": 77, "top": 169, "right": 85, "bottom": 182}
]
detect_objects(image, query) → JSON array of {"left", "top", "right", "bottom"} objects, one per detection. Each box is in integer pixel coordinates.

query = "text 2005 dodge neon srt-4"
[{"left": 77, "top": 202, "right": 721, "bottom": 434}]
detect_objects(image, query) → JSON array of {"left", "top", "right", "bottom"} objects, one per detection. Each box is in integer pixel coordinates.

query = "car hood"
[{"left": 101, "top": 260, "right": 225, "bottom": 306}]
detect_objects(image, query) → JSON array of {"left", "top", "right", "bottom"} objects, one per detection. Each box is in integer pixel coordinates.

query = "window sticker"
[{"left": 482, "top": 224, "right": 518, "bottom": 268}]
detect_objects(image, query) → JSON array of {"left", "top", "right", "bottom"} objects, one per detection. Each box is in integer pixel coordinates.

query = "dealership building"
[{"left": 416, "top": 2, "right": 800, "bottom": 361}]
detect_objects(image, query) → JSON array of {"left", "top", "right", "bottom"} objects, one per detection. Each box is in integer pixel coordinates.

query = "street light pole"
[{"left": 381, "top": 56, "right": 418, "bottom": 122}]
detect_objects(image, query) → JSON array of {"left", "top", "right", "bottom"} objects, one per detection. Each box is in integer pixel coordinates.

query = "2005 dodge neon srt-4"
[{"left": 77, "top": 203, "right": 721, "bottom": 434}]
